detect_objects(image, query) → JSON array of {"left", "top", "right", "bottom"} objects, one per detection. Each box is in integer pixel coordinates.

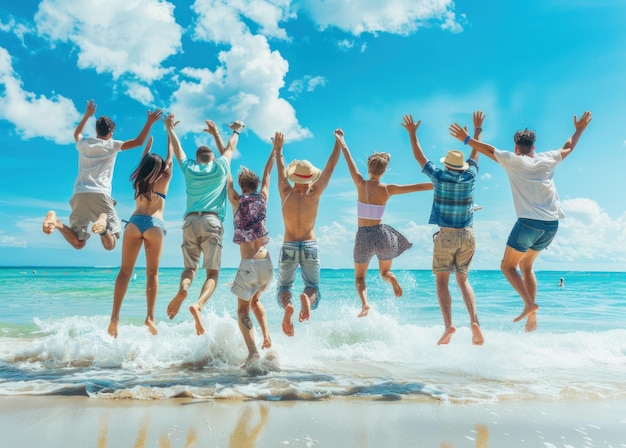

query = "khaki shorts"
[
  {"left": 231, "top": 257, "right": 274, "bottom": 300},
  {"left": 181, "top": 212, "right": 224, "bottom": 270},
  {"left": 69, "top": 192, "right": 121, "bottom": 240},
  {"left": 432, "top": 227, "right": 475, "bottom": 274}
]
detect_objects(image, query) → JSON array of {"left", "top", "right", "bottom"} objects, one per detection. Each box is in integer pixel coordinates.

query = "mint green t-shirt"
[{"left": 180, "top": 156, "right": 230, "bottom": 221}]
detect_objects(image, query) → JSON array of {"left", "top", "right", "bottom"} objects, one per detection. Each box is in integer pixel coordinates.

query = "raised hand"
[
  {"left": 85, "top": 99, "right": 97, "bottom": 117},
  {"left": 473, "top": 110, "right": 486, "bottom": 130},
  {"left": 164, "top": 113, "right": 179, "bottom": 130},
  {"left": 449, "top": 122, "right": 469, "bottom": 143},
  {"left": 203, "top": 120, "right": 218, "bottom": 135},
  {"left": 147, "top": 108, "right": 163, "bottom": 124},
  {"left": 574, "top": 111, "right": 592, "bottom": 131},
  {"left": 401, "top": 114, "right": 421, "bottom": 134}
]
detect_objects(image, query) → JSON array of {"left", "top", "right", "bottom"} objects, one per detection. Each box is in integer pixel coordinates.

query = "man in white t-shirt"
[
  {"left": 42, "top": 99, "right": 162, "bottom": 251},
  {"left": 449, "top": 111, "right": 592, "bottom": 332}
]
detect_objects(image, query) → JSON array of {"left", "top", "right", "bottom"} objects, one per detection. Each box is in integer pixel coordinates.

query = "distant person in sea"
[
  {"left": 42, "top": 99, "right": 163, "bottom": 251},
  {"left": 334, "top": 128, "right": 433, "bottom": 318},
  {"left": 275, "top": 133, "right": 341, "bottom": 336},
  {"left": 226, "top": 132, "right": 281, "bottom": 369},
  {"left": 108, "top": 114, "right": 175, "bottom": 338},
  {"left": 558, "top": 277, "right": 565, "bottom": 287},
  {"left": 449, "top": 110, "right": 592, "bottom": 332},
  {"left": 165, "top": 116, "right": 245, "bottom": 336},
  {"left": 402, "top": 111, "right": 486, "bottom": 345}
]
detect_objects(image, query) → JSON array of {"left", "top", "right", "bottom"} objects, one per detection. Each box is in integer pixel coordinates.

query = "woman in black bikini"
[
  {"left": 334, "top": 129, "right": 432, "bottom": 318},
  {"left": 108, "top": 114, "right": 175, "bottom": 338}
]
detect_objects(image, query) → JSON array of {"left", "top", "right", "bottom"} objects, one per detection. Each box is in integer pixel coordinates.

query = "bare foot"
[
  {"left": 42, "top": 211, "right": 58, "bottom": 234},
  {"left": 107, "top": 319, "right": 118, "bottom": 338},
  {"left": 189, "top": 304, "right": 205, "bottom": 335},
  {"left": 145, "top": 318, "right": 158, "bottom": 336},
  {"left": 437, "top": 326, "right": 456, "bottom": 345},
  {"left": 167, "top": 290, "right": 187, "bottom": 319},
  {"left": 525, "top": 312, "right": 537, "bottom": 333},
  {"left": 282, "top": 303, "right": 295, "bottom": 337},
  {"left": 261, "top": 336, "right": 271, "bottom": 349},
  {"left": 471, "top": 322, "right": 484, "bottom": 345},
  {"left": 91, "top": 213, "right": 108, "bottom": 235},
  {"left": 513, "top": 303, "right": 539, "bottom": 323},
  {"left": 389, "top": 275, "right": 403, "bottom": 297},
  {"left": 298, "top": 293, "right": 311, "bottom": 323},
  {"left": 357, "top": 305, "right": 370, "bottom": 318}
]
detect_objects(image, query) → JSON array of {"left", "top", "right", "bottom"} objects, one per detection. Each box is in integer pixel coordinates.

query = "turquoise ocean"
[{"left": 1, "top": 267, "right": 625, "bottom": 403}]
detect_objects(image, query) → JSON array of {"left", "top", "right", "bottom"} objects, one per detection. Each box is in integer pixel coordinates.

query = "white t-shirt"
[
  {"left": 73, "top": 137, "right": 124, "bottom": 195},
  {"left": 494, "top": 149, "right": 564, "bottom": 221}
]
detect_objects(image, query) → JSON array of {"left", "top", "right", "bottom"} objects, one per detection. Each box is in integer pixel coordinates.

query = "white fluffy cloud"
[
  {"left": 301, "top": 0, "right": 461, "bottom": 35},
  {"left": 0, "top": 46, "right": 80, "bottom": 144},
  {"left": 34, "top": 0, "right": 182, "bottom": 82}
]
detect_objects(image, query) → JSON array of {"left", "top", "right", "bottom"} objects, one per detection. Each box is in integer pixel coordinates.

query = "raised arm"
[
  {"left": 470, "top": 110, "right": 486, "bottom": 161},
  {"left": 220, "top": 121, "right": 244, "bottom": 163},
  {"left": 121, "top": 108, "right": 163, "bottom": 150},
  {"left": 401, "top": 114, "right": 428, "bottom": 168},
  {"left": 204, "top": 120, "right": 226, "bottom": 155},
  {"left": 449, "top": 123, "right": 498, "bottom": 162},
  {"left": 227, "top": 174, "right": 239, "bottom": 208},
  {"left": 387, "top": 182, "right": 434, "bottom": 196},
  {"left": 164, "top": 113, "right": 186, "bottom": 163},
  {"left": 260, "top": 132, "right": 282, "bottom": 200},
  {"left": 141, "top": 136, "right": 153, "bottom": 159},
  {"left": 314, "top": 131, "right": 342, "bottom": 191},
  {"left": 334, "top": 128, "right": 364, "bottom": 186},
  {"left": 274, "top": 134, "right": 291, "bottom": 198},
  {"left": 74, "top": 99, "right": 97, "bottom": 142},
  {"left": 560, "top": 111, "right": 592, "bottom": 160}
]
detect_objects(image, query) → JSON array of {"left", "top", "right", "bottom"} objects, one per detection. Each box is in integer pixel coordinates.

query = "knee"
[{"left": 73, "top": 240, "right": 87, "bottom": 250}]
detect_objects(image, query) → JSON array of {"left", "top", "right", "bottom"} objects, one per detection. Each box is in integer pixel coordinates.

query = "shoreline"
[{"left": 2, "top": 396, "right": 625, "bottom": 447}]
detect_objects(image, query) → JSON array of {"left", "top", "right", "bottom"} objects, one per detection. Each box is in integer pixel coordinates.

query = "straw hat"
[
  {"left": 440, "top": 150, "right": 469, "bottom": 171},
  {"left": 287, "top": 160, "right": 321, "bottom": 184}
]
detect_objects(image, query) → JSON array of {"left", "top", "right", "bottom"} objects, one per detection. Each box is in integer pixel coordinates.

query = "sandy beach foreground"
[{"left": 1, "top": 396, "right": 625, "bottom": 447}]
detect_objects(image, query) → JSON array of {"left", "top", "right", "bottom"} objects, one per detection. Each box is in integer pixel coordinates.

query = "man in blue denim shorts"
[
  {"left": 274, "top": 137, "right": 341, "bottom": 336},
  {"left": 165, "top": 117, "right": 245, "bottom": 336},
  {"left": 403, "top": 111, "right": 486, "bottom": 346},
  {"left": 450, "top": 111, "right": 592, "bottom": 332}
]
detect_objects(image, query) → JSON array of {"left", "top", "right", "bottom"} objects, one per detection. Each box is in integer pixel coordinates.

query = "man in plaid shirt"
[{"left": 402, "top": 111, "right": 485, "bottom": 346}]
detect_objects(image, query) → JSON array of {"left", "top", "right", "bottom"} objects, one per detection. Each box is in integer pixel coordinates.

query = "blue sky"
[{"left": 1, "top": 0, "right": 625, "bottom": 271}]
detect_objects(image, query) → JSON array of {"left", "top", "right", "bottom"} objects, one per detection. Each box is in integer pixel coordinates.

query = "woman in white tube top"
[{"left": 334, "top": 129, "right": 433, "bottom": 317}]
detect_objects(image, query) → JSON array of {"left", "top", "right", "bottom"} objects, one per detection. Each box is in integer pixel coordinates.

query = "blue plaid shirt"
[{"left": 422, "top": 159, "right": 478, "bottom": 228}]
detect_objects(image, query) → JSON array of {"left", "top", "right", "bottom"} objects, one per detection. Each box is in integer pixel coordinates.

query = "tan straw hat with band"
[
  {"left": 440, "top": 150, "right": 469, "bottom": 171},
  {"left": 287, "top": 160, "right": 321, "bottom": 184}
]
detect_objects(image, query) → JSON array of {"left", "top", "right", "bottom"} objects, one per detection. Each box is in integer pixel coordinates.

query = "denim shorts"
[
  {"left": 506, "top": 218, "right": 559, "bottom": 252},
  {"left": 276, "top": 240, "right": 321, "bottom": 309}
]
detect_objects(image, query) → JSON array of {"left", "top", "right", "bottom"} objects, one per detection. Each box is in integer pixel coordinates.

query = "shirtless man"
[
  {"left": 275, "top": 136, "right": 341, "bottom": 336},
  {"left": 42, "top": 99, "right": 162, "bottom": 250}
]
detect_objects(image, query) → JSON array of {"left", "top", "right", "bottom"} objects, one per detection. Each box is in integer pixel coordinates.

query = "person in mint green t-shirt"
[{"left": 164, "top": 116, "right": 245, "bottom": 336}]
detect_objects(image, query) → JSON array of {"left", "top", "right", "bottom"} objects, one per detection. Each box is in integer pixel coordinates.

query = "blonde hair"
[{"left": 367, "top": 152, "right": 390, "bottom": 176}]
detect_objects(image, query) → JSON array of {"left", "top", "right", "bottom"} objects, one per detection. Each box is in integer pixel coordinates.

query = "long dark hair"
[{"left": 130, "top": 153, "right": 166, "bottom": 200}]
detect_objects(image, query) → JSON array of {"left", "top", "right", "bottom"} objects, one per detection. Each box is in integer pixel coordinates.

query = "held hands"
[
  {"left": 333, "top": 128, "right": 346, "bottom": 147},
  {"left": 574, "top": 111, "right": 592, "bottom": 132},
  {"left": 164, "top": 113, "right": 180, "bottom": 130},
  {"left": 401, "top": 114, "right": 421, "bottom": 134},
  {"left": 272, "top": 131, "right": 284, "bottom": 152}
]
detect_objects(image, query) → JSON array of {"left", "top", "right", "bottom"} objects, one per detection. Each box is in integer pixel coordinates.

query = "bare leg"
[
  {"left": 299, "top": 287, "right": 318, "bottom": 322},
  {"left": 251, "top": 293, "right": 271, "bottom": 349},
  {"left": 143, "top": 227, "right": 164, "bottom": 336},
  {"left": 237, "top": 298, "right": 259, "bottom": 365},
  {"left": 279, "top": 290, "right": 295, "bottom": 337},
  {"left": 455, "top": 272, "right": 484, "bottom": 345},
  {"left": 108, "top": 226, "right": 143, "bottom": 338},
  {"left": 167, "top": 268, "right": 195, "bottom": 319},
  {"left": 519, "top": 249, "right": 541, "bottom": 332},
  {"left": 379, "top": 259, "right": 402, "bottom": 297},
  {"left": 354, "top": 262, "right": 370, "bottom": 317},
  {"left": 42, "top": 210, "right": 86, "bottom": 249},
  {"left": 501, "top": 246, "right": 539, "bottom": 323},
  {"left": 91, "top": 213, "right": 108, "bottom": 235},
  {"left": 188, "top": 269, "right": 219, "bottom": 335},
  {"left": 435, "top": 272, "right": 456, "bottom": 345}
]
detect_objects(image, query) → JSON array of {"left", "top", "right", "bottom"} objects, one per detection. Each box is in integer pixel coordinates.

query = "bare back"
[
  {"left": 133, "top": 168, "right": 172, "bottom": 220},
  {"left": 280, "top": 183, "right": 324, "bottom": 242},
  {"left": 356, "top": 179, "right": 389, "bottom": 227}
]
